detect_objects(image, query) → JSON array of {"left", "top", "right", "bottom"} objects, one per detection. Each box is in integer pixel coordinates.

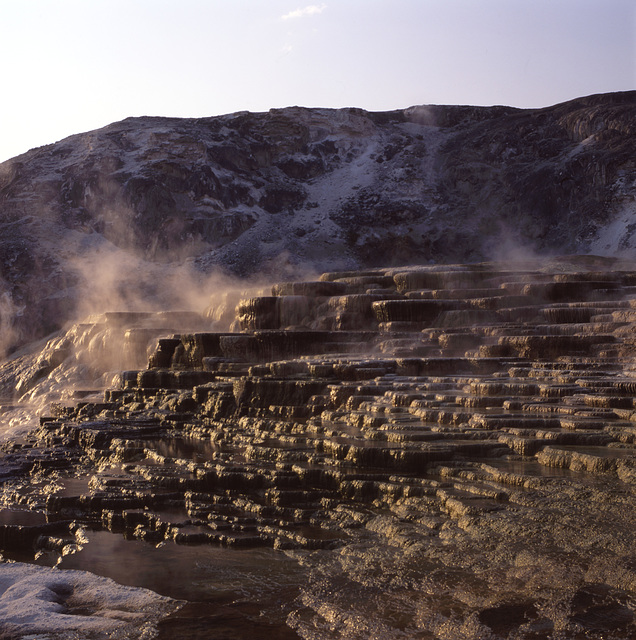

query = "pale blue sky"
[{"left": 0, "top": 0, "right": 634, "bottom": 162}]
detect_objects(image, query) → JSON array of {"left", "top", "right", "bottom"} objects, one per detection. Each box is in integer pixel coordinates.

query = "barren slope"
[{"left": 0, "top": 91, "right": 635, "bottom": 351}]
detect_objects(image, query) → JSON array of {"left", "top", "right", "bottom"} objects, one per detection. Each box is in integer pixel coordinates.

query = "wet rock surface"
[{"left": 1, "top": 256, "right": 636, "bottom": 639}]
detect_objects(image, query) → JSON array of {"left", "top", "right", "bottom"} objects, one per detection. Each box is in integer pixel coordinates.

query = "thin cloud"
[{"left": 281, "top": 4, "right": 327, "bottom": 20}]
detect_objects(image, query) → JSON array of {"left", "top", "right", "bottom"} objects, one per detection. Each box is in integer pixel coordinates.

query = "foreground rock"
[
  {"left": 0, "top": 563, "right": 179, "bottom": 640},
  {"left": 1, "top": 91, "right": 635, "bottom": 351},
  {"left": 0, "top": 256, "right": 635, "bottom": 639}
]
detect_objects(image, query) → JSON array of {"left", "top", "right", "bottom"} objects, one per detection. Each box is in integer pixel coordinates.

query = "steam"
[
  {"left": 65, "top": 239, "right": 320, "bottom": 324},
  {"left": 0, "top": 284, "right": 22, "bottom": 360},
  {"left": 67, "top": 243, "right": 242, "bottom": 320},
  {"left": 486, "top": 223, "right": 547, "bottom": 264},
  {"left": 0, "top": 238, "right": 260, "bottom": 438},
  {"left": 0, "top": 215, "right": 326, "bottom": 440},
  {"left": 403, "top": 105, "right": 438, "bottom": 127}
]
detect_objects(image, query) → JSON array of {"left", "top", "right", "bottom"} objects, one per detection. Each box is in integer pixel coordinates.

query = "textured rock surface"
[
  {"left": 0, "top": 256, "right": 635, "bottom": 638},
  {"left": 0, "top": 92, "right": 635, "bottom": 351}
]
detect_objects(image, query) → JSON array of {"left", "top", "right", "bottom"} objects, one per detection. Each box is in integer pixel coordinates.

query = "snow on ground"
[
  {"left": 587, "top": 202, "right": 636, "bottom": 258},
  {"left": 0, "top": 561, "right": 180, "bottom": 639}
]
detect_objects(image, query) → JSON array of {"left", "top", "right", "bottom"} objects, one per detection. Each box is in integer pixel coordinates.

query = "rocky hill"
[{"left": 0, "top": 91, "right": 635, "bottom": 353}]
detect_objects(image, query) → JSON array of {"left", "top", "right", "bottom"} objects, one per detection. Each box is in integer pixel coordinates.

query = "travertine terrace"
[{"left": 1, "top": 256, "right": 635, "bottom": 639}]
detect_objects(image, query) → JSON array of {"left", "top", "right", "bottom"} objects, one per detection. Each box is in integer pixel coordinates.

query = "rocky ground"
[
  {"left": 0, "top": 91, "right": 635, "bottom": 352},
  {"left": 0, "top": 256, "right": 634, "bottom": 639}
]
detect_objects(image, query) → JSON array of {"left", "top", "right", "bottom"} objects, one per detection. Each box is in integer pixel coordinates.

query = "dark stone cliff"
[{"left": 0, "top": 91, "right": 635, "bottom": 351}]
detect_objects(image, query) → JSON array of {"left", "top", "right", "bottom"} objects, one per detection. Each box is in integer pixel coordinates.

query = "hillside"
[{"left": 0, "top": 91, "right": 635, "bottom": 352}]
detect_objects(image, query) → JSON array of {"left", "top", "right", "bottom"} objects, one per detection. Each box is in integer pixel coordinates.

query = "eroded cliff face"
[{"left": 0, "top": 91, "right": 635, "bottom": 351}]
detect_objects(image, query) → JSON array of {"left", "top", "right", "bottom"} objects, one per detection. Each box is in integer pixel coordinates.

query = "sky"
[{"left": 0, "top": 0, "right": 634, "bottom": 163}]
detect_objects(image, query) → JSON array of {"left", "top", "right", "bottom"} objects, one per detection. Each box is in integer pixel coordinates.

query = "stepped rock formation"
[
  {"left": 0, "top": 91, "right": 635, "bottom": 351},
  {"left": 0, "top": 256, "right": 635, "bottom": 638}
]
